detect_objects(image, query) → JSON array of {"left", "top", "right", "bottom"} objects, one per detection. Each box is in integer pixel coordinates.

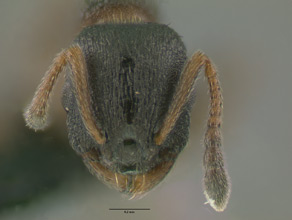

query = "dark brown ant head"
[
  {"left": 61, "top": 22, "right": 189, "bottom": 197},
  {"left": 24, "top": 0, "right": 230, "bottom": 211}
]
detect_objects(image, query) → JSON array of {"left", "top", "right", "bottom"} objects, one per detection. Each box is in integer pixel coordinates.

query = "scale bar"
[{"left": 109, "top": 208, "right": 150, "bottom": 210}]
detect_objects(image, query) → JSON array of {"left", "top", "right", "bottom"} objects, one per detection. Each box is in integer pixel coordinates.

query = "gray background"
[{"left": 0, "top": 0, "right": 291, "bottom": 219}]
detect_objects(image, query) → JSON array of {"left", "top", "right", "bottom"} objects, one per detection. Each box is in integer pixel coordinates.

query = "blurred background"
[{"left": 0, "top": 0, "right": 291, "bottom": 219}]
